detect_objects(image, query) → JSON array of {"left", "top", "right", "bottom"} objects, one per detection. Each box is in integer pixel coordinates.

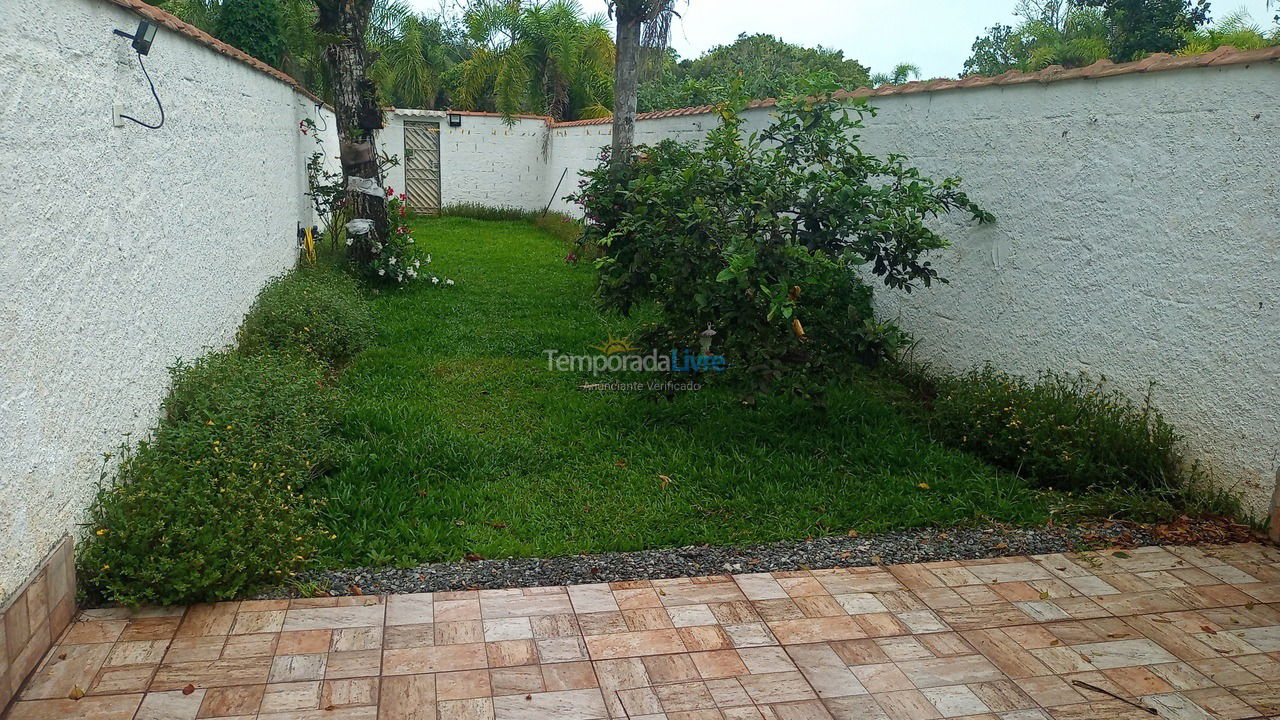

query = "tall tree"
[
  {"left": 1078, "top": 0, "right": 1211, "bottom": 60},
  {"left": 965, "top": 5, "right": 1112, "bottom": 75},
  {"left": 964, "top": 24, "right": 1019, "bottom": 76},
  {"left": 316, "top": 0, "right": 390, "bottom": 265},
  {"left": 608, "top": 0, "right": 680, "bottom": 161},
  {"left": 454, "top": 0, "right": 615, "bottom": 121},
  {"left": 215, "top": 0, "right": 285, "bottom": 65},
  {"left": 638, "top": 33, "right": 870, "bottom": 112}
]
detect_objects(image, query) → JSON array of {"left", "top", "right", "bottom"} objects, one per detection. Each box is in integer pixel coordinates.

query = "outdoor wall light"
[
  {"left": 114, "top": 20, "right": 158, "bottom": 56},
  {"left": 112, "top": 19, "right": 166, "bottom": 129},
  {"left": 448, "top": 113, "right": 463, "bottom": 127}
]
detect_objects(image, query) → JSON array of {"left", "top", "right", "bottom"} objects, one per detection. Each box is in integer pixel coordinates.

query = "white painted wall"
[
  {"left": 542, "top": 64, "right": 1280, "bottom": 517},
  {"left": 0, "top": 0, "right": 337, "bottom": 600},
  {"left": 383, "top": 111, "right": 551, "bottom": 211}
]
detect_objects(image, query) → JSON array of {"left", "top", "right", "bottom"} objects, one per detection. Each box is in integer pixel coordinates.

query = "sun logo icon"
[{"left": 592, "top": 331, "right": 639, "bottom": 355}]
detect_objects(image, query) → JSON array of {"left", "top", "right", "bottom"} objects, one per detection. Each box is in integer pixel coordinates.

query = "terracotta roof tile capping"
[
  {"left": 553, "top": 44, "right": 1280, "bottom": 128},
  {"left": 100, "top": 1, "right": 1277, "bottom": 130}
]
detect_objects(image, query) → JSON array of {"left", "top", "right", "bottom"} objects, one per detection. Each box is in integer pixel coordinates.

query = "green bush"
[
  {"left": 572, "top": 79, "right": 989, "bottom": 397},
  {"left": 237, "top": 267, "right": 374, "bottom": 367},
  {"left": 441, "top": 203, "right": 535, "bottom": 221},
  {"left": 928, "top": 366, "right": 1192, "bottom": 493},
  {"left": 79, "top": 351, "right": 341, "bottom": 606},
  {"left": 532, "top": 211, "right": 581, "bottom": 244}
]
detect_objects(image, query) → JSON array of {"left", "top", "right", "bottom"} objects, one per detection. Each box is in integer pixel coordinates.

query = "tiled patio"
[{"left": 7, "top": 544, "right": 1280, "bottom": 720}]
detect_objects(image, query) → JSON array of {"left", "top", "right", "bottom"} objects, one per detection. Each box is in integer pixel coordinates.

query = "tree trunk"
[
  {"left": 611, "top": 10, "right": 640, "bottom": 162},
  {"left": 317, "top": 0, "right": 388, "bottom": 266}
]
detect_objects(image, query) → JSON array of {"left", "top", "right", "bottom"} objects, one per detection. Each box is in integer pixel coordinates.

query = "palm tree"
[
  {"left": 454, "top": 0, "right": 615, "bottom": 121},
  {"left": 1016, "top": 6, "right": 1110, "bottom": 70},
  {"left": 870, "top": 62, "right": 921, "bottom": 86},
  {"left": 370, "top": 10, "right": 460, "bottom": 108},
  {"left": 607, "top": 0, "right": 680, "bottom": 161}
]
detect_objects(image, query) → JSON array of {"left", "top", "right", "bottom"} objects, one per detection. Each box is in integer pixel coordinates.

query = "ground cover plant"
[{"left": 79, "top": 266, "right": 371, "bottom": 605}]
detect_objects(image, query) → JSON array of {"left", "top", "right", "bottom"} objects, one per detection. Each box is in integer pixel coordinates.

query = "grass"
[{"left": 309, "top": 217, "right": 1068, "bottom": 569}]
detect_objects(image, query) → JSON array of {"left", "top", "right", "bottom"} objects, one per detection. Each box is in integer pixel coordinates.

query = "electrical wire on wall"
[
  {"left": 119, "top": 52, "right": 165, "bottom": 130},
  {"left": 313, "top": 104, "right": 328, "bottom": 132}
]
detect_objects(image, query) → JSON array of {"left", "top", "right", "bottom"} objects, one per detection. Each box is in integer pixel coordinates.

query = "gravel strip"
[{"left": 278, "top": 523, "right": 1158, "bottom": 598}]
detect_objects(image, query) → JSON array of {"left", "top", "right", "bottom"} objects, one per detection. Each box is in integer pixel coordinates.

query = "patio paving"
[{"left": 7, "top": 543, "right": 1280, "bottom": 720}]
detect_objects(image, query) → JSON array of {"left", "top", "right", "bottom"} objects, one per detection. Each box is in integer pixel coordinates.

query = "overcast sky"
[{"left": 414, "top": 0, "right": 1276, "bottom": 79}]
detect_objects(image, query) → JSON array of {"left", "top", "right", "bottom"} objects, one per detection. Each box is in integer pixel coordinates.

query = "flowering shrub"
[{"left": 572, "top": 78, "right": 991, "bottom": 398}]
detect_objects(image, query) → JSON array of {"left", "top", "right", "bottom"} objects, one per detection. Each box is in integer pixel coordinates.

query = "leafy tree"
[
  {"left": 965, "top": 5, "right": 1111, "bottom": 74},
  {"left": 870, "top": 62, "right": 920, "bottom": 86},
  {"left": 572, "top": 79, "right": 992, "bottom": 398},
  {"left": 454, "top": 0, "right": 615, "bottom": 121},
  {"left": 1078, "top": 0, "right": 1211, "bottom": 60},
  {"left": 215, "top": 0, "right": 286, "bottom": 66},
  {"left": 638, "top": 33, "right": 871, "bottom": 112},
  {"left": 964, "top": 24, "right": 1020, "bottom": 75}
]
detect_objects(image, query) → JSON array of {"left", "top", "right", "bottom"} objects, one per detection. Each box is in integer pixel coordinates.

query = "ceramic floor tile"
[
  {"left": 17, "top": 543, "right": 1280, "bottom": 720},
  {"left": 491, "top": 688, "right": 607, "bottom": 719}
]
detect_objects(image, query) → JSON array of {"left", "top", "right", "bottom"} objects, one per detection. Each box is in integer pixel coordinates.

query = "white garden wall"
[
  {"left": 0, "top": 0, "right": 337, "bottom": 601},
  {"left": 540, "top": 61, "right": 1280, "bottom": 518},
  {"left": 382, "top": 110, "right": 550, "bottom": 211}
]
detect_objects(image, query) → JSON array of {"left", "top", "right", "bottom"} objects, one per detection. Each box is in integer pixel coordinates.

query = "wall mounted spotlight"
[
  {"left": 112, "top": 19, "right": 165, "bottom": 129},
  {"left": 448, "top": 113, "right": 463, "bottom": 127},
  {"left": 114, "top": 20, "right": 157, "bottom": 56}
]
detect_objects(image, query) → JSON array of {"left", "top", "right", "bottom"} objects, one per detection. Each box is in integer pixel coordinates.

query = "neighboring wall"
[
  {"left": 0, "top": 0, "right": 337, "bottom": 602},
  {"left": 542, "top": 60, "right": 1280, "bottom": 517},
  {"left": 383, "top": 110, "right": 550, "bottom": 211}
]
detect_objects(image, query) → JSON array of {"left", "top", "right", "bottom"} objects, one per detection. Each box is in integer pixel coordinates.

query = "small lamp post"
[
  {"left": 699, "top": 325, "right": 717, "bottom": 355},
  {"left": 448, "top": 113, "right": 463, "bottom": 127}
]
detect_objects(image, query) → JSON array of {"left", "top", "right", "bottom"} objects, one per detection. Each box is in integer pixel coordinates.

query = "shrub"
[
  {"left": 572, "top": 77, "right": 991, "bottom": 398},
  {"left": 928, "top": 366, "right": 1192, "bottom": 493},
  {"left": 79, "top": 351, "right": 341, "bottom": 606},
  {"left": 532, "top": 211, "right": 581, "bottom": 244},
  {"left": 442, "top": 203, "right": 535, "bottom": 221},
  {"left": 237, "top": 267, "right": 375, "bottom": 367}
]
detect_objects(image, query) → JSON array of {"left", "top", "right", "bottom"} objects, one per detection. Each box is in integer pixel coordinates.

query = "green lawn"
[{"left": 311, "top": 217, "right": 1054, "bottom": 568}]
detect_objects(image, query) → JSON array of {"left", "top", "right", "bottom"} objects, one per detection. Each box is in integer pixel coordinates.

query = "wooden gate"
[{"left": 403, "top": 121, "right": 441, "bottom": 216}]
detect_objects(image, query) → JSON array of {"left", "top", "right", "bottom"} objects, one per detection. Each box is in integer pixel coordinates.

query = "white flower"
[
  {"left": 345, "top": 238, "right": 354, "bottom": 246},
  {"left": 445, "top": 279, "right": 454, "bottom": 286},
  {"left": 389, "top": 256, "right": 396, "bottom": 265},
  {"left": 426, "top": 254, "right": 432, "bottom": 263},
  {"left": 407, "top": 268, "right": 417, "bottom": 278},
  {"left": 413, "top": 259, "right": 420, "bottom": 269},
  {"left": 431, "top": 276, "right": 439, "bottom": 284},
  {"left": 378, "top": 269, "right": 385, "bottom": 276}
]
